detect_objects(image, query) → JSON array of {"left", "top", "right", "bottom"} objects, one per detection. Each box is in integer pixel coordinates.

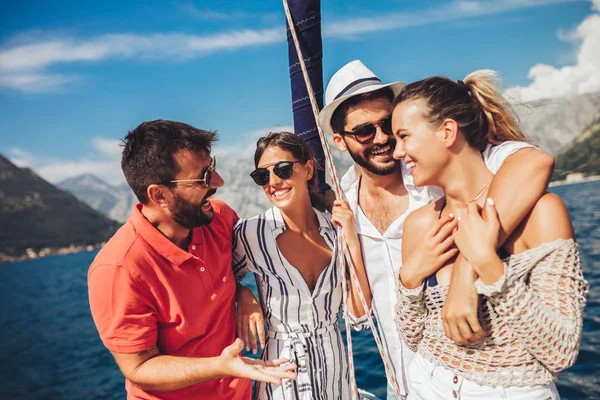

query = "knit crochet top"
[{"left": 395, "top": 238, "right": 588, "bottom": 387}]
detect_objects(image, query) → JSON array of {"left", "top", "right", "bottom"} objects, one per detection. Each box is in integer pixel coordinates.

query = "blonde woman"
[{"left": 392, "top": 72, "right": 588, "bottom": 399}]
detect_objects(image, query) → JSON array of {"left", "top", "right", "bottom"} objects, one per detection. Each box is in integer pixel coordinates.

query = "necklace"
[{"left": 446, "top": 176, "right": 494, "bottom": 208}]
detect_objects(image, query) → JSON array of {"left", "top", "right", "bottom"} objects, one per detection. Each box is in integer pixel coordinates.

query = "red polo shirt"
[{"left": 88, "top": 200, "right": 251, "bottom": 400}]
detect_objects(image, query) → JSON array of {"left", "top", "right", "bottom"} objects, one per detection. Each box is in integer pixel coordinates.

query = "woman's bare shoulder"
[
  {"left": 405, "top": 198, "right": 444, "bottom": 235},
  {"left": 522, "top": 192, "right": 575, "bottom": 248}
]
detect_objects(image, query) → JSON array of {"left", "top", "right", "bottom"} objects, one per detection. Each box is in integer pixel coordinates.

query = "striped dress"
[{"left": 232, "top": 206, "right": 351, "bottom": 400}]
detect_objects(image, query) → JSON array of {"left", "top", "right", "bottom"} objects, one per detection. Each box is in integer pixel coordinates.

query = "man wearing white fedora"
[{"left": 318, "top": 60, "right": 554, "bottom": 399}]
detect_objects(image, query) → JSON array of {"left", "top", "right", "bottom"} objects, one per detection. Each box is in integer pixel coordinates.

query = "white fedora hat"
[{"left": 318, "top": 60, "right": 405, "bottom": 135}]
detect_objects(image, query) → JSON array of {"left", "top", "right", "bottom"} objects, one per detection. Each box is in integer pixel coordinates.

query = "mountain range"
[
  {"left": 58, "top": 174, "right": 138, "bottom": 222},
  {"left": 0, "top": 155, "right": 121, "bottom": 260},
  {"left": 552, "top": 112, "right": 600, "bottom": 181},
  {"left": 513, "top": 91, "right": 600, "bottom": 154},
  {"left": 57, "top": 145, "right": 354, "bottom": 222},
  {"left": 3, "top": 91, "right": 596, "bottom": 260},
  {"left": 57, "top": 91, "right": 600, "bottom": 221}
]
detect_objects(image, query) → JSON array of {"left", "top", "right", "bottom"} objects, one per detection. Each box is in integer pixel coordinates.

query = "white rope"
[{"left": 282, "top": 1, "right": 404, "bottom": 398}]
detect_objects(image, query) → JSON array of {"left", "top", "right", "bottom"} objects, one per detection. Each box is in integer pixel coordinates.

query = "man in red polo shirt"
[{"left": 88, "top": 120, "right": 296, "bottom": 399}]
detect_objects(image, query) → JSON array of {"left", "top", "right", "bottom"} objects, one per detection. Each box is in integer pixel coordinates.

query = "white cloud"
[
  {"left": 0, "top": 30, "right": 284, "bottom": 73},
  {"left": 8, "top": 129, "right": 297, "bottom": 185},
  {"left": 8, "top": 147, "right": 35, "bottom": 168},
  {"left": 0, "top": 29, "right": 284, "bottom": 93},
  {"left": 7, "top": 137, "right": 125, "bottom": 185},
  {"left": 92, "top": 137, "right": 123, "bottom": 159},
  {"left": 506, "top": 5, "right": 600, "bottom": 102},
  {"left": 0, "top": 72, "right": 79, "bottom": 93},
  {"left": 177, "top": 3, "right": 279, "bottom": 23},
  {"left": 323, "top": 0, "right": 582, "bottom": 38},
  {"left": 178, "top": 4, "right": 250, "bottom": 21},
  {"left": 36, "top": 160, "right": 124, "bottom": 185},
  {"left": 213, "top": 125, "right": 294, "bottom": 158},
  {"left": 0, "top": 0, "right": 584, "bottom": 93}
]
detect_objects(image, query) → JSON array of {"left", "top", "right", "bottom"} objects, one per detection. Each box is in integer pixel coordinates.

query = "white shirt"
[{"left": 341, "top": 141, "right": 536, "bottom": 397}]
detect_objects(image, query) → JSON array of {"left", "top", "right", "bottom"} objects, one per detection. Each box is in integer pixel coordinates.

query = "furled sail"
[{"left": 285, "top": 0, "right": 327, "bottom": 192}]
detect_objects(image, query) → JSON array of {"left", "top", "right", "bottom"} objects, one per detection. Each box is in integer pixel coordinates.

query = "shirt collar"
[
  {"left": 269, "top": 206, "right": 334, "bottom": 239},
  {"left": 129, "top": 203, "right": 194, "bottom": 267},
  {"left": 340, "top": 163, "right": 434, "bottom": 238},
  {"left": 341, "top": 162, "right": 433, "bottom": 204},
  {"left": 340, "top": 165, "right": 361, "bottom": 212}
]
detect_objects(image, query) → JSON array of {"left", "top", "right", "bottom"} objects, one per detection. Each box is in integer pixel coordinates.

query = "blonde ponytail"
[
  {"left": 464, "top": 70, "right": 528, "bottom": 144},
  {"left": 393, "top": 70, "right": 528, "bottom": 151}
]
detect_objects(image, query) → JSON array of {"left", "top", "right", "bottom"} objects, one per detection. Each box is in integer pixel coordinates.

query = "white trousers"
[
  {"left": 406, "top": 353, "right": 560, "bottom": 400},
  {"left": 386, "top": 381, "right": 407, "bottom": 400}
]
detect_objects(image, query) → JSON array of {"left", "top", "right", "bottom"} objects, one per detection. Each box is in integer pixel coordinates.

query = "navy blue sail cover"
[{"left": 286, "top": 0, "right": 328, "bottom": 193}]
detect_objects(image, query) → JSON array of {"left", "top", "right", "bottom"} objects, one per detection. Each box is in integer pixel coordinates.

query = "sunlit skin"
[
  {"left": 391, "top": 99, "right": 495, "bottom": 286},
  {"left": 168, "top": 152, "right": 222, "bottom": 229},
  {"left": 392, "top": 96, "right": 577, "bottom": 360},
  {"left": 391, "top": 95, "right": 561, "bottom": 346},
  {"left": 169, "top": 150, "right": 223, "bottom": 216},
  {"left": 256, "top": 146, "right": 314, "bottom": 214},
  {"left": 391, "top": 98, "right": 570, "bottom": 285},
  {"left": 332, "top": 97, "right": 409, "bottom": 235},
  {"left": 391, "top": 99, "right": 493, "bottom": 201},
  {"left": 236, "top": 145, "right": 372, "bottom": 352},
  {"left": 142, "top": 149, "right": 225, "bottom": 248},
  {"left": 256, "top": 145, "right": 335, "bottom": 292},
  {"left": 236, "top": 145, "right": 331, "bottom": 354},
  {"left": 391, "top": 99, "right": 448, "bottom": 188},
  {"left": 110, "top": 149, "right": 298, "bottom": 392},
  {"left": 332, "top": 97, "right": 400, "bottom": 177}
]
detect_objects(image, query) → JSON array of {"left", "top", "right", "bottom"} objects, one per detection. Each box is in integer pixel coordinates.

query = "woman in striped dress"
[{"left": 233, "top": 132, "right": 371, "bottom": 400}]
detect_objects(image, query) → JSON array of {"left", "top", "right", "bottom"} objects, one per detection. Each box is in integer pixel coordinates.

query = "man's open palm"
[{"left": 221, "top": 339, "right": 297, "bottom": 384}]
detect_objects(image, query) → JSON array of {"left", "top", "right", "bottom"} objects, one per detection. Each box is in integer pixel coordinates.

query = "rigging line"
[{"left": 282, "top": 0, "right": 403, "bottom": 397}]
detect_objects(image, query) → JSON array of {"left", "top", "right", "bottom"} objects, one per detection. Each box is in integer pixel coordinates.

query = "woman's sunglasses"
[
  {"left": 250, "top": 161, "right": 300, "bottom": 186},
  {"left": 342, "top": 115, "right": 393, "bottom": 144}
]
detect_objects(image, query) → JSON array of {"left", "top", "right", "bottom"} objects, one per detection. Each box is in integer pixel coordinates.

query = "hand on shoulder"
[{"left": 401, "top": 199, "right": 459, "bottom": 289}]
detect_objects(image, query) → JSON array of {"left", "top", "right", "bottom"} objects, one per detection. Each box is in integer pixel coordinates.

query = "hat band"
[{"left": 333, "top": 77, "right": 383, "bottom": 101}]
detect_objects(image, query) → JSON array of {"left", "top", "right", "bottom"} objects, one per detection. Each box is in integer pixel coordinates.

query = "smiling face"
[
  {"left": 256, "top": 145, "right": 313, "bottom": 211},
  {"left": 168, "top": 149, "right": 224, "bottom": 229},
  {"left": 333, "top": 97, "right": 400, "bottom": 176},
  {"left": 391, "top": 99, "right": 449, "bottom": 187}
]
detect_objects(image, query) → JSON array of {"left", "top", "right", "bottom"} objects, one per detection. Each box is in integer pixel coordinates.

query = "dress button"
[
  {"left": 452, "top": 390, "right": 457, "bottom": 398},
  {"left": 200, "top": 267, "right": 205, "bottom": 272},
  {"left": 191, "top": 245, "right": 196, "bottom": 250},
  {"left": 453, "top": 376, "right": 458, "bottom": 384}
]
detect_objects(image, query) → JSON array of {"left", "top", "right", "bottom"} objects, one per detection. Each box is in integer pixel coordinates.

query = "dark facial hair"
[
  {"left": 346, "top": 138, "right": 399, "bottom": 176},
  {"left": 171, "top": 188, "right": 217, "bottom": 229}
]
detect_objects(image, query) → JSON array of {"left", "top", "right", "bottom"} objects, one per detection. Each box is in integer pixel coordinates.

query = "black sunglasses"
[
  {"left": 169, "top": 156, "right": 216, "bottom": 188},
  {"left": 250, "top": 161, "right": 300, "bottom": 186},
  {"left": 342, "top": 115, "right": 393, "bottom": 144}
]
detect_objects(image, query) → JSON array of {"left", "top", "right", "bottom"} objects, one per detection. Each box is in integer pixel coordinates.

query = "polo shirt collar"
[
  {"left": 269, "top": 206, "right": 333, "bottom": 239},
  {"left": 129, "top": 204, "right": 193, "bottom": 267}
]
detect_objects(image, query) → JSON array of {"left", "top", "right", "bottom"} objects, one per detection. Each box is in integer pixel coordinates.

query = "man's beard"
[
  {"left": 347, "top": 140, "right": 399, "bottom": 176},
  {"left": 171, "top": 189, "right": 216, "bottom": 229}
]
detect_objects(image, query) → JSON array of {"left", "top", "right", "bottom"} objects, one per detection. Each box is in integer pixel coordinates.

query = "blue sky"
[{"left": 1, "top": 0, "right": 599, "bottom": 184}]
